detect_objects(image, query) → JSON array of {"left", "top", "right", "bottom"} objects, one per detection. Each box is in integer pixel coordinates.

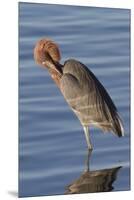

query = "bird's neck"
[
  {"left": 47, "top": 62, "right": 63, "bottom": 89},
  {"left": 48, "top": 68, "right": 61, "bottom": 88},
  {"left": 44, "top": 60, "right": 63, "bottom": 88}
]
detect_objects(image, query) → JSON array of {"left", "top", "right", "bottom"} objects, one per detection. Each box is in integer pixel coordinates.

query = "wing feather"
[{"left": 60, "top": 59, "right": 124, "bottom": 136}]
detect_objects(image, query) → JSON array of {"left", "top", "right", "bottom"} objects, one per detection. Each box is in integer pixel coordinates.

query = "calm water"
[{"left": 19, "top": 3, "right": 130, "bottom": 197}]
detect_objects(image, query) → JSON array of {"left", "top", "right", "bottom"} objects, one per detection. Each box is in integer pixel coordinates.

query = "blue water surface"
[{"left": 19, "top": 3, "right": 130, "bottom": 197}]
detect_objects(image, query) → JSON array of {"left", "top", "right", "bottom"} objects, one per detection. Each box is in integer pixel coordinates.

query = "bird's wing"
[{"left": 60, "top": 59, "right": 124, "bottom": 136}]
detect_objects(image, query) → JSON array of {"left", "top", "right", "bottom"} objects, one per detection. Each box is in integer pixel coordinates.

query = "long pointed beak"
[{"left": 42, "top": 61, "right": 62, "bottom": 76}]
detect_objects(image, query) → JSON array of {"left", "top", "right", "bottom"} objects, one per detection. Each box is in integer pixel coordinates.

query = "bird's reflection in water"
[{"left": 65, "top": 151, "right": 122, "bottom": 194}]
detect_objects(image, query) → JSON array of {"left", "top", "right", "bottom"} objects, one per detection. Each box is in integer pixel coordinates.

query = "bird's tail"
[{"left": 113, "top": 113, "right": 124, "bottom": 137}]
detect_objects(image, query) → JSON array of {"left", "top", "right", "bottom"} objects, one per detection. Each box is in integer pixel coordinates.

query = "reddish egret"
[{"left": 34, "top": 38, "right": 124, "bottom": 150}]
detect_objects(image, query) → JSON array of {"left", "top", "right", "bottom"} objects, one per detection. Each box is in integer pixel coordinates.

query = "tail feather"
[{"left": 113, "top": 113, "right": 124, "bottom": 137}]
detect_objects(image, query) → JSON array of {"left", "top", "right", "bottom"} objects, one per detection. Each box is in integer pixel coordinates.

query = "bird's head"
[{"left": 34, "top": 38, "right": 62, "bottom": 74}]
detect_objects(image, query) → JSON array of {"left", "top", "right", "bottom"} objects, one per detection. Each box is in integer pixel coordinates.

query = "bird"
[{"left": 34, "top": 38, "right": 124, "bottom": 150}]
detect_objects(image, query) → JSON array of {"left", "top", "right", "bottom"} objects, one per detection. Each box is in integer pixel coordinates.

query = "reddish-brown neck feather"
[
  {"left": 34, "top": 38, "right": 61, "bottom": 67},
  {"left": 34, "top": 38, "right": 62, "bottom": 88}
]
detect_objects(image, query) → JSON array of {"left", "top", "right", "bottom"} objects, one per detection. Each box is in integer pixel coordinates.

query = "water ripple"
[{"left": 19, "top": 3, "right": 130, "bottom": 197}]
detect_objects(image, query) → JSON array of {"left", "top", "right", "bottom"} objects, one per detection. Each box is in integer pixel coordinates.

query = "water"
[{"left": 19, "top": 3, "right": 130, "bottom": 198}]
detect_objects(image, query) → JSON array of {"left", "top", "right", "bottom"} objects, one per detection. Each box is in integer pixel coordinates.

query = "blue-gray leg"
[
  {"left": 85, "top": 149, "right": 93, "bottom": 172},
  {"left": 83, "top": 126, "right": 93, "bottom": 150}
]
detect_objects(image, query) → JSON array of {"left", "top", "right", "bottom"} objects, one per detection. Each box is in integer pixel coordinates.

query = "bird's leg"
[
  {"left": 83, "top": 126, "right": 93, "bottom": 150},
  {"left": 85, "top": 149, "right": 93, "bottom": 172}
]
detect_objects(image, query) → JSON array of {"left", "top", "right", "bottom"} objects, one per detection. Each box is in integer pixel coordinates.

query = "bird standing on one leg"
[{"left": 34, "top": 38, "right": 124, "bottom": 150}]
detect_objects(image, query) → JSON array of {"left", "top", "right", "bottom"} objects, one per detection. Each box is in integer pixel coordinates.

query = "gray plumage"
[
  {"left": 60, "top": 59, "right": 124, "bottom": 138},
  {"left": 34, "top": 38, "right": 124, "bottom": 150}
]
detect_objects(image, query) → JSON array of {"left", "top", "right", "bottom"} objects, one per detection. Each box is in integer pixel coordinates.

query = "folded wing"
[{"left": 60, "top": 59, "right": 124, "bottom": 136}]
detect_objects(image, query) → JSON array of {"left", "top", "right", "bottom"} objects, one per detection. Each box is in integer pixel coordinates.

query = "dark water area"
[{"left": 19, "top": 3, "right": 130, "bottom": 197}]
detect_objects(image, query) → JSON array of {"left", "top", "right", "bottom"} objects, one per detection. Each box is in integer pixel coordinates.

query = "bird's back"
[{"left": 60, "top": 59, "right": 124, "bottom": 137}]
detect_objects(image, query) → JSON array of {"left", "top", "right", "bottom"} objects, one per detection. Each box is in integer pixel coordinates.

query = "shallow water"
[{"left": 19, "top": 3, "right": 130, "bottom": 197}]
